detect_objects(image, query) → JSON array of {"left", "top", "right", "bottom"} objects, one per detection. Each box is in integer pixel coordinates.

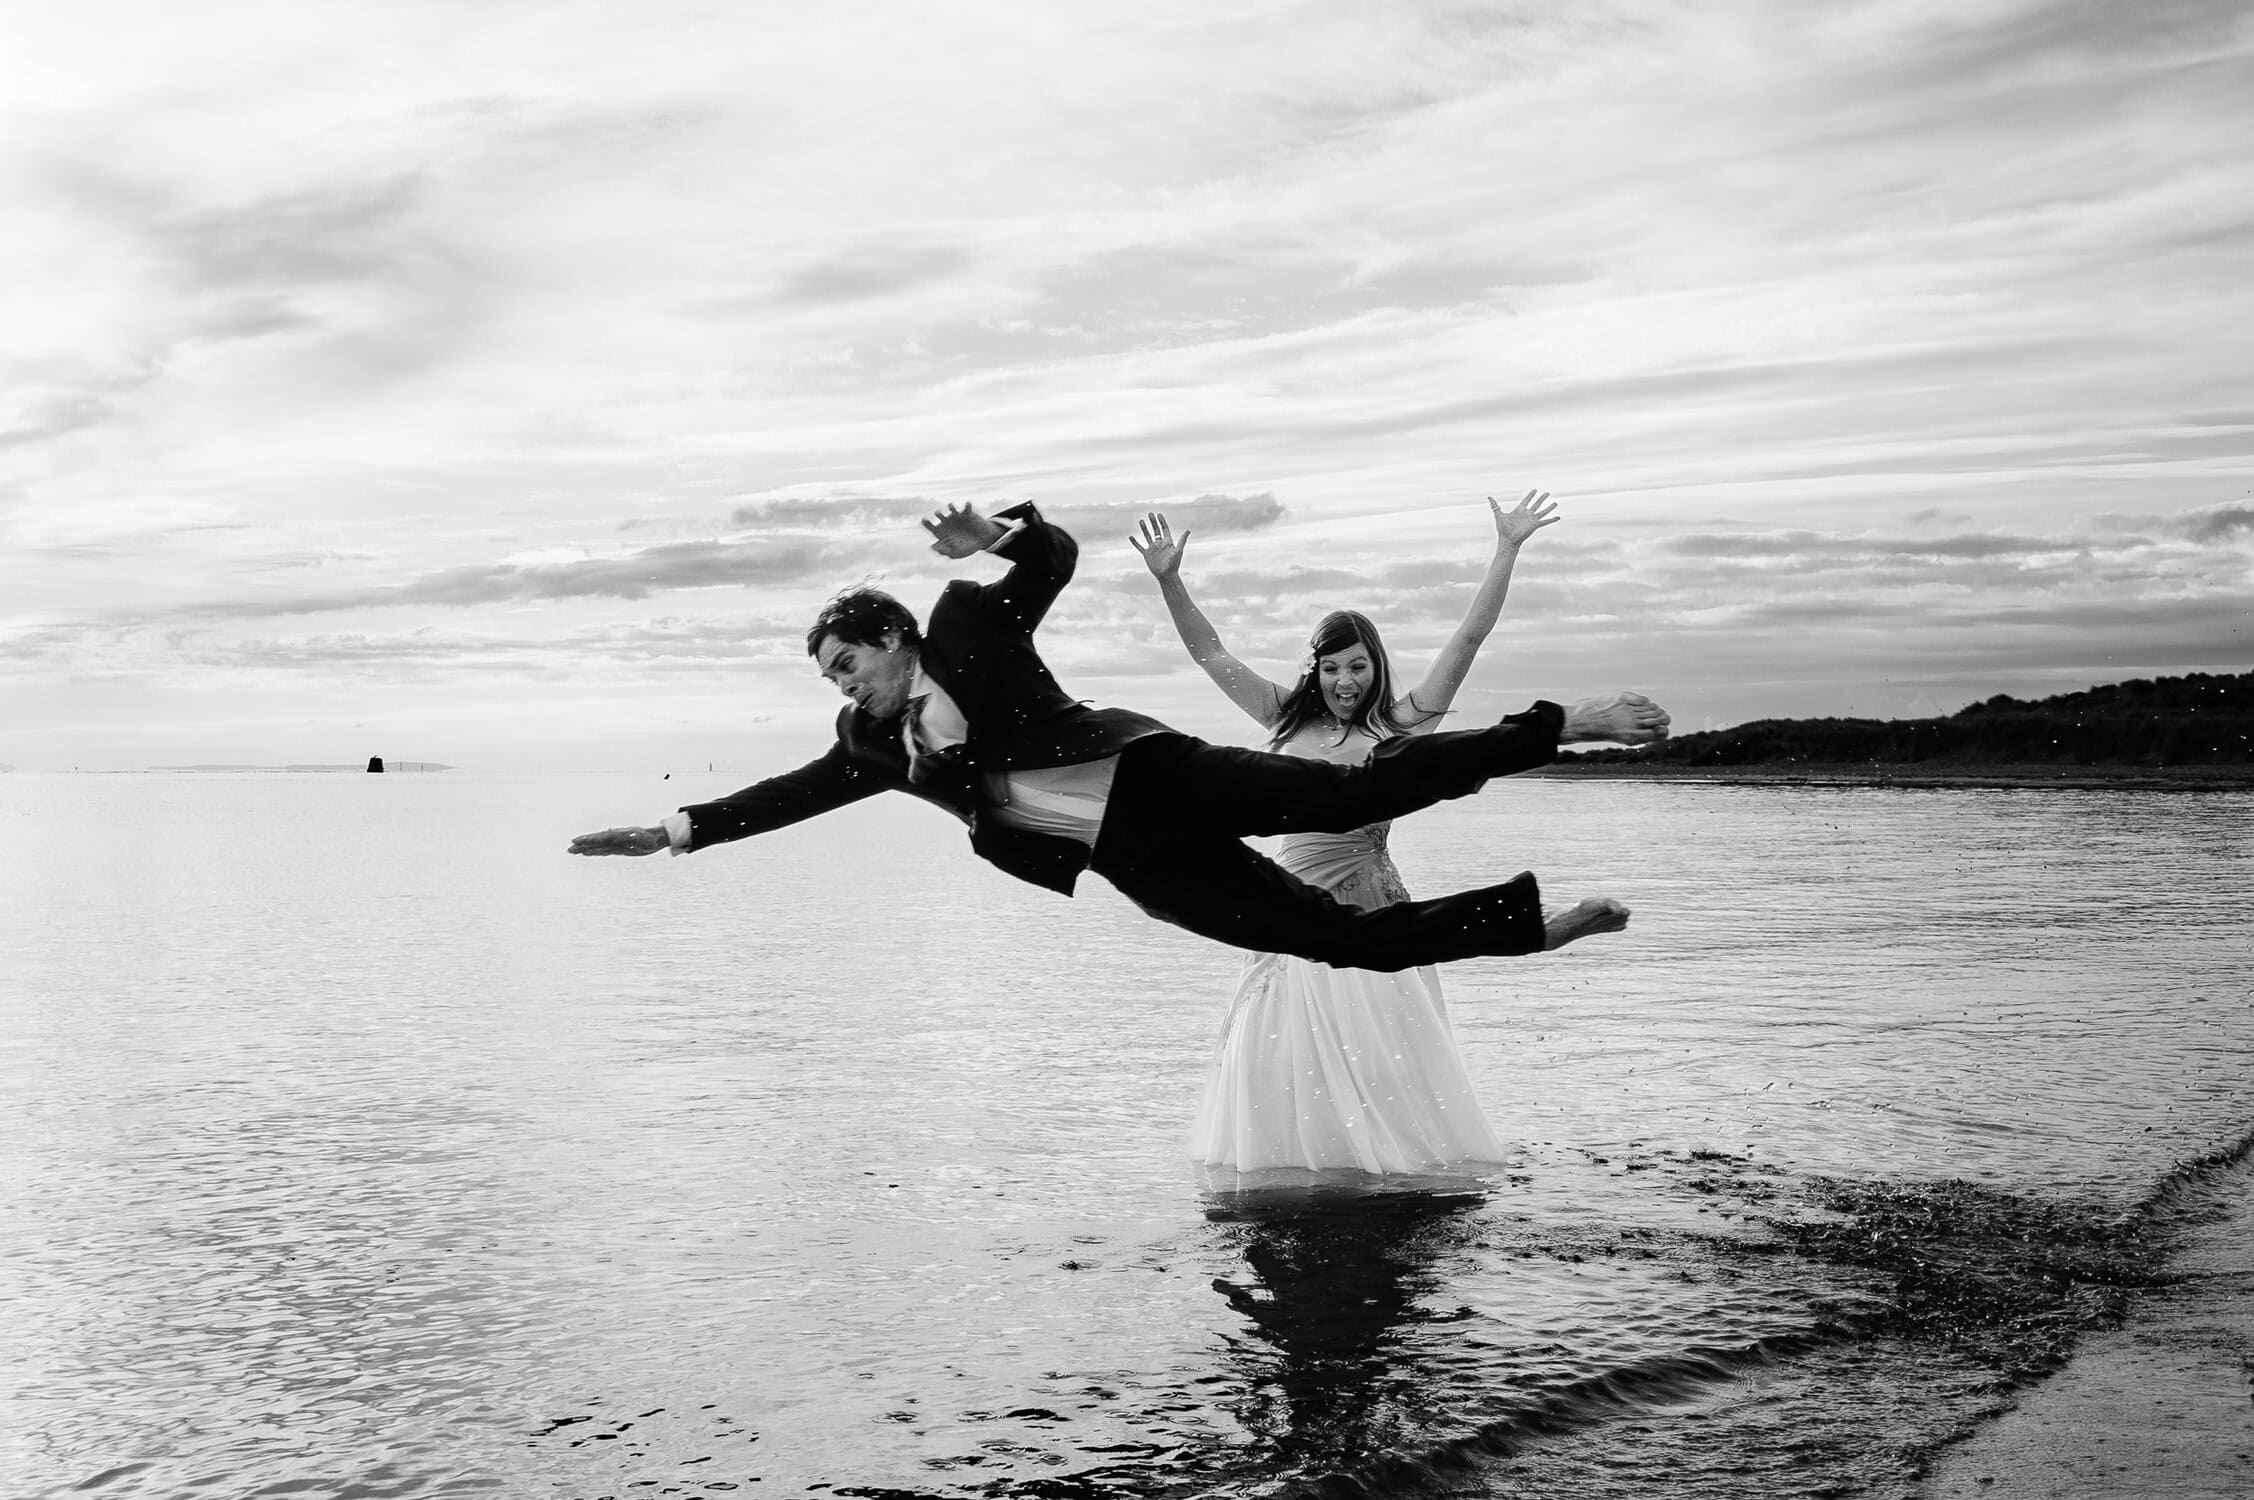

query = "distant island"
[
  {"left": 151, "top": 762, "right": 455, "bottom": 773},
  {"left": 1552, "top": 670, "right": 2252, "bottom": 784}
]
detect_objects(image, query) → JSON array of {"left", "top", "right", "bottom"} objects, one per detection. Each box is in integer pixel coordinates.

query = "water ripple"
[{"left": 3, "top": 774, "right": 2248, "bottom": 1497}]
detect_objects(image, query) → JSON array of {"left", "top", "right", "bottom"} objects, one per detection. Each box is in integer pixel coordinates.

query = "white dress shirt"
[{"left": 902, "top": 666, "right": 1117, "bottom": 846}]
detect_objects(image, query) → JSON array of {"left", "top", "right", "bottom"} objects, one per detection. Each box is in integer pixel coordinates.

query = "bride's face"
[{"left": 1315, "top": 645, "right": 1376, "bottom": 720}]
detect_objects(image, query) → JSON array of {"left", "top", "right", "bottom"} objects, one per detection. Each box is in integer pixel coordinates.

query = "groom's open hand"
[
  {"left": 922, "top": 502, "right": 1007, "bottom": 558},
  {"left": 568, "top": 826, "right": 669, "bottom": 856}
]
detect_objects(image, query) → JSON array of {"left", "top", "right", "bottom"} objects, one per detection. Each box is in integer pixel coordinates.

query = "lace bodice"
[{"left": 1275, "top": 821, "right": 1410, "bottom": 913}]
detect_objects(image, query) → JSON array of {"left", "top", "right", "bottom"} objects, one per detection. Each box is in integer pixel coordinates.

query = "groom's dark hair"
[{"left": 806, "top": 586, "right": 922, "bottom": 656}]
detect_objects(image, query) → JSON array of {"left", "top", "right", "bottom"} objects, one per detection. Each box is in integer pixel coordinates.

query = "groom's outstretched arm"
[
  {"left": 568, "top": 738, "right": 882, "bottom": 857},
  {"left": 672, "top": 740, "right": 883, "bottom": 852}
]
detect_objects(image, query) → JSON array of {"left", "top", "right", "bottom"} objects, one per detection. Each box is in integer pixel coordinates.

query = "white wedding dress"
[{"left": 1187, "top": 819, "right": 1509, "bottom": 1177}]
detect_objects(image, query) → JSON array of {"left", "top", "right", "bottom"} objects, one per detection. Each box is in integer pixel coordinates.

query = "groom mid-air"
[{"left": 569, "top": 501, "right": 1670, "bottom": 970}]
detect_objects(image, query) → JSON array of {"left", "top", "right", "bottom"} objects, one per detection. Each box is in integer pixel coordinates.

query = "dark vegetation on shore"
[{"left": 1563, "top": 670, "right": 2252, "bottom": 773}]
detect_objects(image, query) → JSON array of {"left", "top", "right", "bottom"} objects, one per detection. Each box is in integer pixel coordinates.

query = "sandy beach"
[{"left": 1922, "top": 1152, "right": 2254, "bottom": 1499}]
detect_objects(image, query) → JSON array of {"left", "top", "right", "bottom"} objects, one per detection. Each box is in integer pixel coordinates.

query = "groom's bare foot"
[
  {"left": 1543, "top": 897, "right": 1630, "bottom": 951},
  {"left": 1559, "top": 691, "right": 1671, "bottom": 745}
]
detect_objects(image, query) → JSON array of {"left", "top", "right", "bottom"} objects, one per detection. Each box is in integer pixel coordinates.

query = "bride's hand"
[
  {"left": 1129, "top": 512, "right": 1191, "bottom": 580},
  {"left": 1489, "top": 489, "right": 1558, "bottom": 548}
]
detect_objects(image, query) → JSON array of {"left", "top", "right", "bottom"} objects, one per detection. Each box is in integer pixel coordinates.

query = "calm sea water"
[{"left": 4, "top": 771, "right": 2249, "bottom": 1499}]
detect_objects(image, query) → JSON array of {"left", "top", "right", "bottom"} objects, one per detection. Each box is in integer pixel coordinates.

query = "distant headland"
[
  {"left": 150, "top": 762, "right": 455, "bottom": 773},
  {"left": 1547, "top": 670, "right": 2253, "bottom": 786}
]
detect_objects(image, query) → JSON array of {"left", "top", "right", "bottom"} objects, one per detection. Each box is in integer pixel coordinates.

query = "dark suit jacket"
[{"left": 677, "top": 503, "right": 1171, "bottom": 895}]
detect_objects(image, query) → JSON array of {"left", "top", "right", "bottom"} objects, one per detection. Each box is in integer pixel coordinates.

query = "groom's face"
[{"left": 815, "top": 629, "right": 916, "bottom": 720}]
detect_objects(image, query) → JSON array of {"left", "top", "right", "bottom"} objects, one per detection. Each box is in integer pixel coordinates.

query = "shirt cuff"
[
  {"left": 982, "top": 517, "right": 1025, "bottom": 552},
  {"left": 661, "top": 811, "right": 692, "bottom": 855}
]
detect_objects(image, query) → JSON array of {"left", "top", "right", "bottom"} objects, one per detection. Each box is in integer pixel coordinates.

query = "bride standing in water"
[{"left": 1131, "top": 491, "right": 1562, "bottom": 1179}]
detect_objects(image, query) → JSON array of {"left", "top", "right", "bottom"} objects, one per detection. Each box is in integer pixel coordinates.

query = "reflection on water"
[
  {"left": 1208, "top": 1185, "right": 1491, "bottom": 1480},
  {"left": 3, "top": 774, "right": 2250, "bottom": 1497}
]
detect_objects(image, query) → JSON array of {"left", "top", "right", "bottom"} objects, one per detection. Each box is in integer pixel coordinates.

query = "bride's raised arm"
[
  {"left": 1403, "top": 489, "right": 1558, "bottom": 725},
  {"left": 1131, "top": 511, "right": 1289, "bottom": 728}
]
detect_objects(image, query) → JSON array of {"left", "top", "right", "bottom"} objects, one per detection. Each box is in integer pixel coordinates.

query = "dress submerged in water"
[{"left": 1188, "top": 819, "right": 1508, "bottom": 1179}]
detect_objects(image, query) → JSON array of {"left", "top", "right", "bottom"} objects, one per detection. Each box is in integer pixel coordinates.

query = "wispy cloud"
[
  {"left": 4, "top": 0, "right": 2250, "bottom": 765},
  {"left": 773, "top": 246, "right": 978, "bottom": 307},
  {"left": 724, "top": 496, "right": 933, "bottom": 530},
  {"left": 1045, "top": 491, "right": 1288, "bottom": 538},
  {"left": 356, "top": 539, "right": 851, "bottom": 609},
  {"left": 88, "top": 538, "right": 869, "bottom": 626},
  {"left": 2168, "top": 502, "right": 2254, "bottom": 543}
]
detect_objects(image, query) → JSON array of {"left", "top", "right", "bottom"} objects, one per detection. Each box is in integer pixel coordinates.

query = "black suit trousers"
[{"left": 1088, "top": 724, "right": 1550, "bottom": 971}]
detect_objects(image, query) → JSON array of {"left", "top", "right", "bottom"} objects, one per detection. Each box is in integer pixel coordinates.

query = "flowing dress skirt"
[{"left": 1187, "top": 824, "right": 1508, "bottom": 1175}]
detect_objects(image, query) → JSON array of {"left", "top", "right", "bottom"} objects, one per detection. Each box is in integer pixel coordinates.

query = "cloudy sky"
[{"left": 4, "top": 0, "right": 2249, "bottom": 771}]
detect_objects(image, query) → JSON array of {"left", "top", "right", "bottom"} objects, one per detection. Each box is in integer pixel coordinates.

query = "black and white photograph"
[{"left": 4, "top": 3, "right": 2250, "bottom": 1496}]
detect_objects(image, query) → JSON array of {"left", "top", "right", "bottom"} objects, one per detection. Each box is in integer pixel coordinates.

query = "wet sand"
[
  {"left": 1450, "top": 1140, "right": 2254, "bottom": 1497},
  {"left": 1922, "top": 1152, "right": 2254, "bottom": 1499}
]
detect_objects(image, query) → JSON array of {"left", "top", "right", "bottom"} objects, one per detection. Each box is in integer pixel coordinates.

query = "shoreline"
[
  {"left": 1531, "top": 763, "right": 2254, "bottom": 790},
  {"left": 1458, "top": 1131, "right": 2254, "bottom": 1496},
  {"left": 1920, "top": 1142, "right": 2254, "bottom": 1498}
]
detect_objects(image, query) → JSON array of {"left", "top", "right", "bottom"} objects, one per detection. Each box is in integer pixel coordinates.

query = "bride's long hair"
[{"left": 1266, "top": 609, "right": 1436, "bottom": 749}]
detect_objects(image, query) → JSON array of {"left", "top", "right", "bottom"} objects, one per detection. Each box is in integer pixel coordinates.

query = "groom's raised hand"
[{"left": 922, "top": 502, "right": 1007, "bottom": 558}]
